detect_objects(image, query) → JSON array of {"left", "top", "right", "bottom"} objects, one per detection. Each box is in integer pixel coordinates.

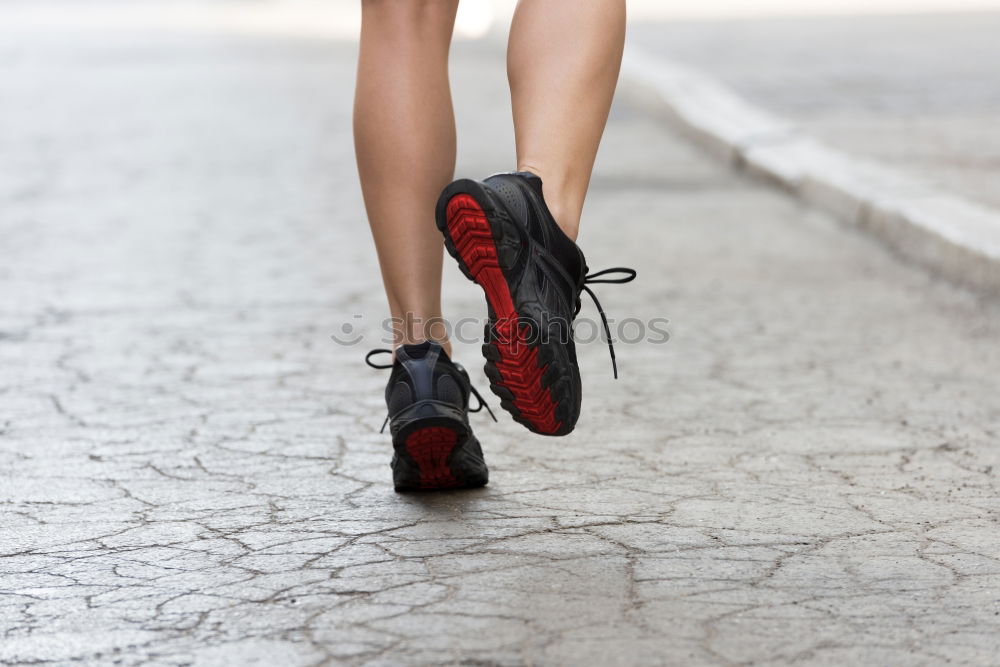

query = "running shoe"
[
  {"left": 435, "top": 172, "right": 636, "bottom": 436},
  {"left": 366, "top": 342, "right": 494, "bottom": 492}
]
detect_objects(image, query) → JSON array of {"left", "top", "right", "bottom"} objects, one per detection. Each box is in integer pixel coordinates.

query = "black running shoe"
[
  {"left": 435, "top": 172, "right": 636, "bottom": 436},
  {"left": 366, "top": 342, "right": 495, "bottom": 492}
]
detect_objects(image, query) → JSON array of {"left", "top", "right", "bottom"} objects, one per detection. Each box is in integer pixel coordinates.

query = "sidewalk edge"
[{"left": 621, "top": 46, "right": 1000, "bottom": 295}]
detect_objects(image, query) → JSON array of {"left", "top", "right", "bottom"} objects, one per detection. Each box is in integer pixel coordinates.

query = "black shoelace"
[
  {"left": 365, "top": 349, "right": 497, "bottom": 433},
  {"left": 579, "top": 267, "right": 638, "bottom": 380}
]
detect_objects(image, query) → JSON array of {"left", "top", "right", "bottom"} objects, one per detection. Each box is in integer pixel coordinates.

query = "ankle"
[
  {"left": 544, "top": 199, "right": 580, "bottom": 242},
  {"left": 394, "top": 336, "right": 452, "bottom": 359},
  {"left": 386, "top": 307, "right": 451, "bottom": 357},
  {"left": 516, "top": 163, "right": 581, "bottom": 241}
]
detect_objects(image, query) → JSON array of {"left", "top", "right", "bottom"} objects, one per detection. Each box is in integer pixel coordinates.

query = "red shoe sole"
[
  {"left": 444, "top": 194, "right": 562, "bottom": 435},
  {"left": 404, "top": 426, "right": 460, "bottom": 489}
]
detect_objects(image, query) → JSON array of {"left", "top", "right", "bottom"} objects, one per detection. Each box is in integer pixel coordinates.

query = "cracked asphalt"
[{"left": 2, "top": 21, "right": 1000, "bottom": 667}]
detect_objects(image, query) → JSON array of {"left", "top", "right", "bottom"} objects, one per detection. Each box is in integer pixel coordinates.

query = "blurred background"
[{"left": 4, "top": 0, "right": 998, "bottom": 232}]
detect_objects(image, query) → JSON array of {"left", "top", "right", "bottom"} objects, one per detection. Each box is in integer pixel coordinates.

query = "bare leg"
[
  {"left": 507, "top": 0, "right": 626, "bottom": 241},
  {"left": 354, "top": 0, "right": 460, "bottom": 353}
]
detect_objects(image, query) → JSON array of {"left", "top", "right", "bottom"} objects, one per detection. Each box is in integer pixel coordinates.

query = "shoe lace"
[
  {"left": 364, "top": 349, "right": 394, "bottom": 370},
  {"left": 578, "top": 267, "right": 638, "bottom": 380},
  {"left": 364, "top": 349, "right": 497, "bottom": 432}
]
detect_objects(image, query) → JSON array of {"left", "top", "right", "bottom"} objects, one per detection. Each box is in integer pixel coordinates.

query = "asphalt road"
[{"left": 2, "top": 21, "right": 1000, "bottom": 667}]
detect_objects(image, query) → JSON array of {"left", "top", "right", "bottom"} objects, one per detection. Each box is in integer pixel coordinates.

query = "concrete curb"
[{"left": 621, "top": 46, "right": 1000, "bottom": 295}]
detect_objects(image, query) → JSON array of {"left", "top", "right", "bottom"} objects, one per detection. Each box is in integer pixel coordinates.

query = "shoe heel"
[
  {"left": 400, "top": 425, "right": 460, "bottom": 488},
  {"left": 392, "top": 417, "right": 486, "bottom": 492}
]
